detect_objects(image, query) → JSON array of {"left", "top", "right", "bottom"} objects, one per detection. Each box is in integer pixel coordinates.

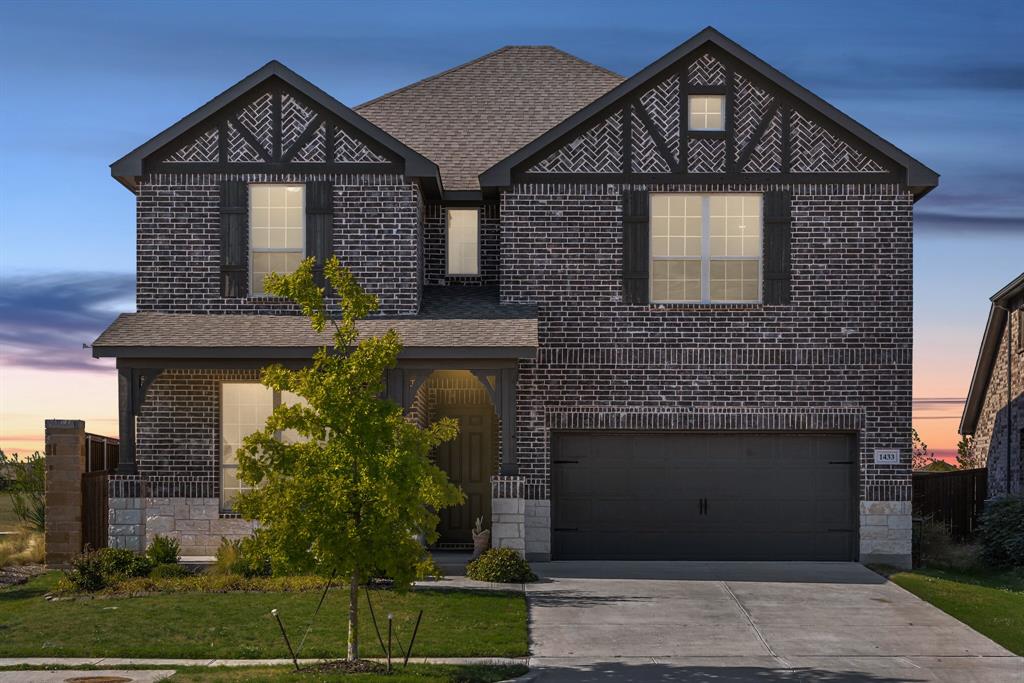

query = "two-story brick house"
[
  {"left": 93, "top": 27, "right": 938, "bottom": 568},
  {"left": 960, "top": 272, "right": 1024, "bottom": 498}
]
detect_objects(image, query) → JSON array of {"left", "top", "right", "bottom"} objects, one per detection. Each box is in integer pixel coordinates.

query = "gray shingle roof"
[
  {"left": 355, "top": 46, "right": 624, "bottom": 191},
  {"left": 92, "top": 287, "right": 537, "bottom": 357}
]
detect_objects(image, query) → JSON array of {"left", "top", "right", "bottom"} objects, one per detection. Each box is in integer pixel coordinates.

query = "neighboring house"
[
  {"left": 960, "top": 272, "right": 1024, "bottom": 498},
  {"left": 93, "top": 27, "right": 938, "bottom": 568}
]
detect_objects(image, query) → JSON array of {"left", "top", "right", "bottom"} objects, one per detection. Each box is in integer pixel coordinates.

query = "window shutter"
[
  {"left": 763, "top": 190, "right": 792, "bottom": 304},
  {"left": 305, "top": 181, "right": 334, "bottom": 288},
  {"left": 622, "top": 189, "right": 650, "bottom": 304},
  {"left": 219, "top": 181, "right": 248, "bottom": 298}
]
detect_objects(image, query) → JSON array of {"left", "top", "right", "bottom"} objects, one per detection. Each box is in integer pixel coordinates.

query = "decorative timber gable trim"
[
  {"left": 481, "top": 27, "right": 939, "bottom": 199},
  {"left": 111, "top": 61, "right": 442, "bottom": 194}
]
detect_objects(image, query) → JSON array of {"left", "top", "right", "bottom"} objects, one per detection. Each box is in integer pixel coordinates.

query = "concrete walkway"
[{"left": 526, "top": 561, "right": 1023, "bottom": 682}]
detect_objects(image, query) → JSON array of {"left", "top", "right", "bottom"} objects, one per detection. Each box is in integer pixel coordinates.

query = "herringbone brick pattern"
[
  {"left": 639, "top": 75, "right": 680, "bottom": 164},
  {"left": 631, "top": 105, "right": 671, "bottom": 173},
  {"left": 235, "top": 92, "right": 273, "bottom": 156},
  {"left": 293, "top": 123, "right": 327, "bottom": 162},
  {"left": 226, "top": 121, "right": 263, "bottom": 162},
  {"left": 164, "top": 128, "right": 218, "bottom": 163},
  {"left": 528, "top": 110, "right": 623, "bottom": 173},
  {"left": 688, "top": 53, "right": 727, "bottom": 85},
  {"left": 744, "top": 109, "right": 783, "bottom": 173},
  {"left": 733, "top": 73, "right": 773, "bottom": 162},
  {"left": 687, "top": 137, "right": 726, "bottom": 173},
  {"left": 281, "top": 93, "right": 316, "bottom": 153},
  {"left": 791, "top": 110, "right": 887, "bottom": 173},
  {"left": 334, "top": 126, "right": 389, "bottom": 163}
]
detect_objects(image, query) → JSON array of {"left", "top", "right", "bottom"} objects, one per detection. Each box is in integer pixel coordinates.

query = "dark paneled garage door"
[{"left": 552, "top": 432, "right": 857, "bottom": 561}]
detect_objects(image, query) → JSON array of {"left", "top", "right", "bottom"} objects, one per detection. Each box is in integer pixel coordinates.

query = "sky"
[{"left": 1, "top": 0, "right": 1022, "bottom": 460}]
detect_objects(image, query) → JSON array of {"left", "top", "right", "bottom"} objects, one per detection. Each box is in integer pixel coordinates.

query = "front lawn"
[
  {"left": 887, "top": 566, "right": 1024, "bottom": 655},
  {"left": 0, "top": 664, "right": 528, "bottom": 683},
  {"left": 0, "top": 573, "right": 528, "bottom": 659}
]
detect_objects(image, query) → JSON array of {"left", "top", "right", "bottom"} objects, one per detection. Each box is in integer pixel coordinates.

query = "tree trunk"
[{"left": 347, "top": 572, "right": 359, "bottom": 661}]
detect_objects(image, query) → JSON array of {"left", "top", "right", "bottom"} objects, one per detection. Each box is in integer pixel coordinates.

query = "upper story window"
[
  {"left": 651, "top": 193, "right": 762, "bottom": 304},
  {"left": 688, "top": 95, "right": 725, "bottom": 131},
  {"left": 250, "top": 184, "right": 305, "bottom": 295},
  {"left": 220, "top": 382, "right": 307, "bottom": 511},
  {"left": 447, "top": 208, "right": 480, "bottom": 276}
]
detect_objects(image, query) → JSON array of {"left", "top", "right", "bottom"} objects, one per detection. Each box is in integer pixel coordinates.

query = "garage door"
[{"left": 552, "top": 432, "right": 857, "bottom": 561}]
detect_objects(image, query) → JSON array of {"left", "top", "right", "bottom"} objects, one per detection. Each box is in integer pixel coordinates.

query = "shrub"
[
  {"left": 211, "top": 536, "right": 272, "bottom": 578},
  {"left": 61, "top": 547, "right": 153, "bottom": 592},
  {"left": 466, "top": 547, "right": 537, "bottom": 583},
  {"left": 148, "top": 562, "right": 189, "bottom": 579},
  {"left": 146, "top": 535, "right": 181, "bottom": 565},
  {"left": 0, "top": 450, "right": 45, "bottom": 531},
  {"left": 978, "top": 496, "right": 1024, "bottom": 567}
]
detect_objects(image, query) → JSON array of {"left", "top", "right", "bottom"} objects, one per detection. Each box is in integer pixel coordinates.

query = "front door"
[{"left": 435, "top": 404, "right": 496, "bottom": 546}]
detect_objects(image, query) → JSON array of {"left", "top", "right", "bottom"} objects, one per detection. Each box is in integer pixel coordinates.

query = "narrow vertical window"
[
  {"left": 250, "top": 184, "right": 305, "bottom": 295},
  {"left": 447, "top": 208, "right": 480, "bottom": 276},
  {"left": 650, "top": 193, "right": 762, "bottom": 303}
]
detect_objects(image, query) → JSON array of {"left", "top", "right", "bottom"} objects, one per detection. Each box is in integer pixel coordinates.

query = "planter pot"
[{"left": 471, "top": 530, "right": 491, "bottom": 559}]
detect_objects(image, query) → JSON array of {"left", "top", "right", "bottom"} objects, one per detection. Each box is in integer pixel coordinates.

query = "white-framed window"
[
  {"left": 688, "top": 95, "right": 725, "bottom": 131},
  {"left": 650, "top": 193, "right": 762, "bottom": 304},
  {"left": 250, "top": 184, "right": 305, "bottom": 295},
  {"left": 446, "top": 208, "right": 480, "bottom": 276},
  {"left": 220, "top": 383, "right": 307, "bottom": 511}
]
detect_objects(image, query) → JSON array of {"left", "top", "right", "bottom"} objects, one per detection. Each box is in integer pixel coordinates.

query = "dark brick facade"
[
  {"left": 502, "top": 182, "right": 914, "bottom": 504},
  {"left": 137, "top": 173, "right": 421, "bottom": 315},
  {"left": 422, "top": 202, "right": 500, "bottom": 286}
]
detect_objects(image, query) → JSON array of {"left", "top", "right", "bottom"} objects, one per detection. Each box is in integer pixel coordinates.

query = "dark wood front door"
[{"left": 435, "top": 405, "right": 496, "bottom": 546}]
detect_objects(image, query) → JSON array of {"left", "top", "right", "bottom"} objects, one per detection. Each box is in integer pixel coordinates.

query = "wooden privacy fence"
[
  {"left": 912, "top": 467, "right": 988, "bottom": 541},
  {"left": 82, "top": 432, "right": 118, "bottom": 550}
]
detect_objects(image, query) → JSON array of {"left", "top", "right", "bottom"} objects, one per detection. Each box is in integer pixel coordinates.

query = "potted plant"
[{"left": 471, "top": 516, "right": 490, "bottom": 559}]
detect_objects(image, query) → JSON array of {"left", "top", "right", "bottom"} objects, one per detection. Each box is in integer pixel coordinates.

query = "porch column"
[{"left": 116, "top": 367, "right": 163, "bottom": 475}]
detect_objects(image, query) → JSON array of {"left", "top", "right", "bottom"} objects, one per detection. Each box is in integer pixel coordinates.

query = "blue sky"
[{"left": 1, "top": 0, "right": 1022, "bottom": 454}]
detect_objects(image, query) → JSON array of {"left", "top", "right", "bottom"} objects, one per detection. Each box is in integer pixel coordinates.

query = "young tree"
[
  {"left": 911, "top": 428, "right": 937, "bottom": 471},
  {"left": 235, "top": 257, "right": 463, "bottom": 661},
  {"left": 955, "top": 434, "right": 983, "bottom": 470}
]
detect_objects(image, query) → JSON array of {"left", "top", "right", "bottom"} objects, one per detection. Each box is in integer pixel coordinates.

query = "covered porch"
[{"left": 91, "top": 286, "right": 539, "bottom": 555}]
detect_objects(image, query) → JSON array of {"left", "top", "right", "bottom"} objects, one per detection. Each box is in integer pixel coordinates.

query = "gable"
[
  {"left": 482, "top": 28, "right": 938, "bottom": 198},
  {"left": 111, "top": 61, "right": 440, "bottom": 193}
]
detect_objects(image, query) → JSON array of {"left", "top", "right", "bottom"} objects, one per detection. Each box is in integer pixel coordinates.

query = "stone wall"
[
  {"left": 859, "top": 500, "right": 912, "bottom": 568},
  {"left": 143, "top": 498, "right": 254, "bottom": 556},
  {"left": 136, "top": 173, "right": 421, "bottom": 315}
]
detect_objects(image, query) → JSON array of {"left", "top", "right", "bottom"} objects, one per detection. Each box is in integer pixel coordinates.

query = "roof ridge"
[
  {"left": 534, "top": 44, "right": 623, "bottom": 80},
  {"left": 355, "top": 46, "right": 517, "bottom": 110}
]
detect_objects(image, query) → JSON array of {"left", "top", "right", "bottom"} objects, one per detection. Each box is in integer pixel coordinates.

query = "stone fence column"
[{"left": 44, "top": 419, "right": 86, "bottom": 567}]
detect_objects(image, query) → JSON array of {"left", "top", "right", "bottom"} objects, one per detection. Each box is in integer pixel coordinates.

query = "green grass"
[
  {"left": 888, "top": 566, "right": 1024, "bottom": 655},
  {"left": 0, "top": 495, "right": 24, "bottom": 533},
  {"left": 0, "top": 573, "right": 528, "bottom": 659},
  {"left": 0, "top": 664, "right": 527, "bottom": 682}
]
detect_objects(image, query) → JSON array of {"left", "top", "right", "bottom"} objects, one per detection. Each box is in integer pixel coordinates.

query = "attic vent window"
[{"left": 688, "top": 95, "right": 725, "bottom": 131}]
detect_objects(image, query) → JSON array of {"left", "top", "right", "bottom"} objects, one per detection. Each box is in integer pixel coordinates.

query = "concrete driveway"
[{"left": 527, "top": 562, "right": 1022, "bottom": 682}]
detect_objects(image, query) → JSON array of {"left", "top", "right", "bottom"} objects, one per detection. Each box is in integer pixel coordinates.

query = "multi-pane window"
[
  {"left": 447, "top": 208, "right": 480, "bottom": 275},
  {"left": 220, "top": 383, "right": 307, "bottom": 511},
  {"left": 250, "top": 184, "right": 305, "bottom": 295},
  {"left": 688, "top": 95, "right": 725, "bottom": 131},
  {"left": 650, "top": 193, "right": 762, "bottom": 303}
]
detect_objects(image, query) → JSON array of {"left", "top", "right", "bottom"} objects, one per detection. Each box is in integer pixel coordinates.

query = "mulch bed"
[{"left": 305, "top": 660, "right": 388, "bottom": 674}]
